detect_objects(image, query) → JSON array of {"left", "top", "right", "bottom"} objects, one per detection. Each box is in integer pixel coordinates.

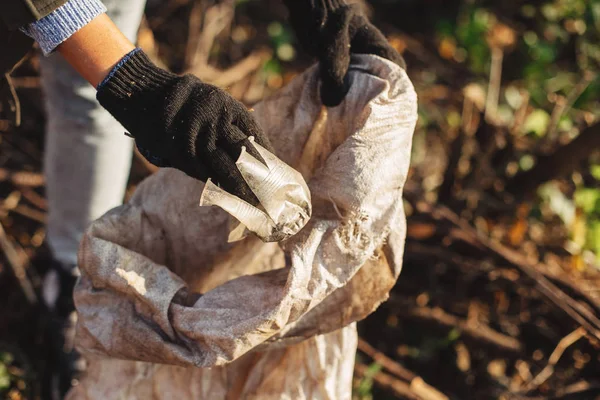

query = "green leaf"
[
  {"left": 538, "top": 182, "right": 576, "bottom": 225},
  {"left": 591, "top": 165, "right": 600, "bottom": 180},
  {"left": 519, "top": 154, "right": 535, "bottom": 171},
  {"left": 447, "top": 328, "right": 461, "bottom": 342},
  {"left": 0, "top": 363, "right": 10, "bottom": 391},
  {"left": 586, "top": 219, "right": 600, "bottom": 256},
  {"left": 592, "top": 2, "right": 600, "bottom": 31},
  {"left": 558, "top": 116, "right": 574, "bottom": 132},
  {"left": 575, "top": 188, "right": 600, "bottom": 214},
  {"left": 523, "top": 31, "right": 538, "bottom": 47},
  {"left": 531, "top": 42, "right": 557, "bottom": 64},
  {"left": 262, "top": 57, "right": 281, "bottom": 75},
  {"left": 541, "top": 4, "right": 560, "bottom": 21},
  {"left": 435, "top": 19, "right": 454, "bottom": 38},
  {"left": 267, "top": 22, "right": 283, "bottom": 38},
  {"left": 505, "top": 86, "right": 524, "bottom": 109},
  {"left": 0, "top": 353, "right": 13, "bottom": 365},
  {"left": 357, "top": 363, "right": 382, "bottom": 396},
  {"left": 546, "top": 72, "right": 577, "bottom": 94},
  {"left": 365, "top": 362, "right": 383, "bottom": 376},
  {"left": 521, "top": 4, "right": 536, "bottom": 18},
  {"left": 523, "top": 109, "right": 551, "bottom": 136},
  {"left": 446, "top": 110, "right": 462, "bottom": 129}
]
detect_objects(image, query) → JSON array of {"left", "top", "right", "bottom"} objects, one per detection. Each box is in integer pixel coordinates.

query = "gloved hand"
[
  {"left": 97, "top": 49, "right": 273, "bottom": 205},
  {"left": 282, "top": 0, "right": 406, "bottom": 106}
]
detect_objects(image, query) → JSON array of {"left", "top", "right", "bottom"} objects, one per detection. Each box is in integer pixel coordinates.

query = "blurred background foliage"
[
  {"left": 443, "top": 0, "right": 600, "bottom": 268},
  {"left": 385, "top": 0, "right": 600, "bottom": 271}
]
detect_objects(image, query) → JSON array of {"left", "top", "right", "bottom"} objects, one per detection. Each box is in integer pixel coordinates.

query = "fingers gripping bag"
[{"left": 70, "top": 54, "right": 418, "bottom": 400}]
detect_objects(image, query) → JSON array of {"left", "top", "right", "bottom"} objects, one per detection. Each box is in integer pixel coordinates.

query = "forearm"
[
  {"left": 57, "top": 13, "right": 135, "bottom": 88},
  {"left": 18, "top": 0, "right": 134, "bottom": 87}
]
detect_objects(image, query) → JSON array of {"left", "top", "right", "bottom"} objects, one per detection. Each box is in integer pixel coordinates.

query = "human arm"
[
  {"left": 16, "top": 0, "right": 273, "bottom": 204},
  {"left": 56, "top": 13, "right": 135, "bottom": 87}
]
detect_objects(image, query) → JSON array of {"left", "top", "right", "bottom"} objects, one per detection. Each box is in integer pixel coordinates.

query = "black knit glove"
[
  {"left": 97, "top": 50, "right": 273, "bottom": 205},
  {"left": 283, "top": 0, "right": 406, "bottom": 106}
]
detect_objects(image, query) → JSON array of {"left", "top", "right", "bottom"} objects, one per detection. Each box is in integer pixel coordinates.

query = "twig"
[
  {"left": 183, "top": 0, "right": 266, "bottom": 89},
  {"left": 431, "top": 203, "right": 600, "bottom": 340},
  {"left": 184, "top": 0, "right": 206, "bottom": 70},
  {"left": 0, "top": 168, "right": 44, "bottom": 187},
  {"left": 510, "top": 90, "right": 530, "bottom": 136},
  {"left": 392, "top": 301, "right": 522, "bottom": 353},
  {"left": 355, "top": 362, "right": 420, "bottom": 400},
  {"left": 138, "top": 16, "right": 168, "bottom": 70},
  {"left": 358, "top": 339, "right": 414, "bottom": 381},
  {"left": 395, "top": 33, "right": 474, "bottom": 87},
  {"left": 357, "top": 338, "right": 449, "bottom": 400},
  {"left": 544, "top": 71, "right": 596, "bottom": 147},
  {"left": 406, "top": 240, "right": 600, "bottom": 314},
  {"left": 18, "top": 187, "right": 47, "bottom": 210},
  {"left": 554, "top": 380, "right": 600, "bottom": 398},
  {"left": 186, "top": 0, "right": 235, "bottom": 70},
  {"left": 188, "top": 50, "right": 270, "bottom": 88},
  {"left": 437, "top": 127, "right": 463, "bottom": 203},
  {"left": 504, "top": 121, "right": 600, "bottom": 201},
  {"left": 147, "top": 0, "right": 191, "bottom": 29},
  {"left": 0, "top": 221, "right": 36, "bottom": 304},
  {"left": 11, "top": 205, "right": 46, "bottom": 224},
  {"left": 524, "top": 327, "right": 586, "bottom": 391},
  {"left": 3, "top": 73, "right": 21, "bottom": 127},
  {"left": 485, "top": 47, "right": 503, "bottom": 124},
  {"left": 9, "top": 77, "right": 41, "bottom": 89},
  {"left": 541, "top": 271, "right": 600, "bottom": 314}
]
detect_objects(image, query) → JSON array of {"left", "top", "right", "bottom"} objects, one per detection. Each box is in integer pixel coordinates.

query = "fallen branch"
[
  {"left": 11, "top": 204, "right": 46, "bottom": 224},
  {"left": 437, "top": 128, "right": 463, "bottom": 203},
  {"left": 392, "top": 301, "right": 522, "bottom": 354},
  {"left": 429, "top": 203, "right": 600, "bottom": 340},
  {"left": 544, "top": 71, "right": 596, "bottom": 146},
  {"left": 147, "top": 0, "right": 191, "bottom": 30},
  {"left": 358, "top": 338, "right": 449, "bottom": 400},
  {"left": 187, "top": 50, "right": 270, "bottom": 88},
  {"left": 8, "top": 77, "right": 41, "bottom": 89},
  {"left": 504, "top": 121, "right": 600, "bottom": 201},
  {"left": 185, "top": 0, "right": 234, "bottom": 70},
  {"left": 405, "top": 240, "right": 600, "bottom": 313},
  {"left": 181, "top": 0, "right": 268, "bottom": 90},
  {"left": 3, "top": 73, "right": 21, "bottom": 127},
  {"left": 184, "top": 0, "right": 207, "bottom": 70},
  {"left": 18, "top": 187, "right": 47, "bottom": 210},
  {"left": 485, "top": 46, "right": 503, "bottom": 124},
  {"left": 0, "top": 222, "right": 36, "bottom": 304},
  {"left": 0, "top": 168, "right": 44, "bottom": 187},
  {"left": 554, "top": 380, "right": 600, "bottom": 398},
  {"left": 524, "top": 327, "right": 586, "bottom": 392},
  {"left": 355, "top": 362, "right": 420, "bottom": 400}
]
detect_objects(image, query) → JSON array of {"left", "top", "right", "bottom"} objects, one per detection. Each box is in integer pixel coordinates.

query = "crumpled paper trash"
[{"left": 69, "top": 54, "right": 418, "bottom": 400}]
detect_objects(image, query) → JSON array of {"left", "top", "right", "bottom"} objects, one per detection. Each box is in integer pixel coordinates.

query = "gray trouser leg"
[{"left": 40, "top": 0, "right": 147, "bottom": 267}]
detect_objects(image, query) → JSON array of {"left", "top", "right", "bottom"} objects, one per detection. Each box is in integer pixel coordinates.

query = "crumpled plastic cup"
[{"left": 199, "top": 137, "right": 312, "bottom": 242}]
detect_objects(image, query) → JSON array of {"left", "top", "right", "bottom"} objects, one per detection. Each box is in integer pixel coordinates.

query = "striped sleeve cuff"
[{"left": 21, "top": 0, "right": 107, "bottom": 56}]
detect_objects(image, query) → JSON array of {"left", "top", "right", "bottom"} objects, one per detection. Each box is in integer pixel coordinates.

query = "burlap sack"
[{"left": 69, "top": 54, "right": 417, "bottom": 399}]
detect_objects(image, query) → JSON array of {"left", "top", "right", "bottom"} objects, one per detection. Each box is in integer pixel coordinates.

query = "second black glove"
[
  {"left": 283, "top": 0, "right": 406, "bottom": 107},
  {"left": 97, "top": 49, "right": 273, "bottom": 205}
]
